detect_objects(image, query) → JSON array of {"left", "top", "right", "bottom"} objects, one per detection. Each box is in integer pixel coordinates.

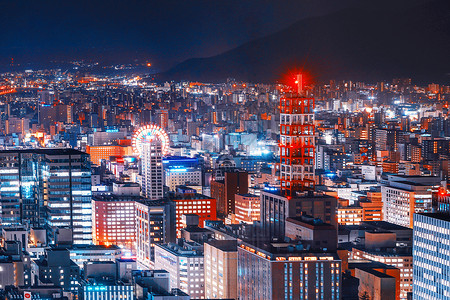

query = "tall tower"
[
  {"left": 141, "top": 140, "right": 164, "bottom": 200},
  {"left": 279, "top": 74, "right": 315, "bottom": 196},
  {"left": 133, "top": 124, "right": 169, "bottom": 200}
]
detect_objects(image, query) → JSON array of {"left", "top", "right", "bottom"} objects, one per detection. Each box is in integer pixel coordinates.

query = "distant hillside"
[{"left": 159, "top": 0, "right": 450, "bottom": 84}]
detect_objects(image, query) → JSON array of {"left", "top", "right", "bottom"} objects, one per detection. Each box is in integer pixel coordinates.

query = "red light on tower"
[{"left": 279, "top": 73, "right": 315, "bottom": 197}]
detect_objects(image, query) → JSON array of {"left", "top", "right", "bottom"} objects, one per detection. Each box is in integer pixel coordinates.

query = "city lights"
[{"left": 0, "top": 1, "right": 449, "bottom": 299}]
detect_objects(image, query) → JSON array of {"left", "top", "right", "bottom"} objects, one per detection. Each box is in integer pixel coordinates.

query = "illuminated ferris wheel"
[{"left": 132, "top": 124, "right": 169, "bottom": 157}]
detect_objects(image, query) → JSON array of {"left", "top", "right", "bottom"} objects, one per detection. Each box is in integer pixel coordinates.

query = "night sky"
[{"left": 0, "top": 0, "right": 432, "bottom": 71}]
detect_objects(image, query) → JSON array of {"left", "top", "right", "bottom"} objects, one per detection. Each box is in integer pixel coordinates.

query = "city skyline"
[{"left": 0, "top": 1, "right": 450, "bottom": 299}]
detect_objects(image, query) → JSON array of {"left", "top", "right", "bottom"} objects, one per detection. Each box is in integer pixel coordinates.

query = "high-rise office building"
[
  {"left": 171, "top": 186, "right": 217, "bottom": 238},
  {"left": 0, "top": 149, "right": 92, "bottom": 244},
  {"left": 154, "top": 241, "right": 205, "bottom": 299},
  {"left": 135, "top": 199, "right": 175, "bottom": 268},
  {"left": 0, "top": 150, "right": 37, "bottom": 226},
  {"left": 92, "top": 188, "right": 138, "bottom": 249},
  {"left": 5, "top": 117, "right": 29, "bottom": 135},
  {"left": 204, "top": 240, "right": 237, "bottom": 299},
  {"left": 133, "top": 124, "right": 169, "bottom": 200},
  {"left": 92, "top": 183, "right": 140, "bottom": 244},
  {"left": 210, "top": 170, "right": 248, "bottom": 216},
  {"left": 421, "top": 138, "right": 450, "bottom": 161},
  {"left": 279, "top": 74, "right": 315, "bottom": 195},
  {"left": 163, "top": 156, "right": 202, "bottom": 191},
  {"left": 155, "top": 109, "right": 169, "bottom": 130},
  {"left": 44, "top": 149, "right": 93, "bottom": 244},
  {"left": 351, "top": 237, "right": 412, "bottom": 299},
  {"left": 140, "top": 140, "right": 164, "bottom": 199},
  {"left": 237, "top": 240, "right": 341, "bottom": 300},
  {"left": 39, "top": 103, "right": 73, "bottom": 129},
  {"left": 260, "top": 190, "right": 337, "bottom": 240},
  {"left": 381, "top": 175, "right": 440, "bottom": 228},
  {"left": 413, "top": 213, "right": 450, "bottom": 300}
]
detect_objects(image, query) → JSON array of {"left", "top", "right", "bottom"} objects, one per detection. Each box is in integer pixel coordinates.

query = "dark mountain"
[
  {"left": 0, "top": 0, "right": 360, "bottom": 71},
  {"left": 159, "top": 0, "right": 450, "bottom": 84}
]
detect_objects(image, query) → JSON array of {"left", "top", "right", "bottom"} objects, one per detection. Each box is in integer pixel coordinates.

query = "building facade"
[
  {"left": 211, "top": 171, "right": 248, "bottom": 216},
  {"left": 92, "top": 195, "right": 136, "bottom": 249},
  {"left": 163, "top": 156, "right": 202, "bottom": 191},
  {"left": 279, "top": 80, "right": 315, "bottom": 195},
  {"left": 413, "top": 213, "right": 450, "bottom": 300},
  {"left": 234, "top": 193, "right": 260, "bottom": 224},
  {"left": 204, "top": 240, "right": 237, "bottom": 299},
  {"left": 0, "top": 149, "right": 92, "bottom": 244},
  {"left": 154, "top": 242, "right": 205, "bottom": 299},
  {"left": 260, "top": 190, "right": 337, "bottom": 240},
  {"left": 352, "top": 247, "right": 412, "bottom": 299},
  {"left": 140, "top": 140, "right": 164, "bottom": 200},
  {"left": 382, "top": 175, "right": 439, "bottom": 228},
  {"left": 171, "top": 189, "right": 217, "bottom": 238},
  {"left": 86, "top": 144, "right": 133, "bottom": 166},
  {"left": 135, "top": 200, "right": 175, "bottom": 268},
  {"left": 237, "top": 241, "right": 341, "bottom": 300}
]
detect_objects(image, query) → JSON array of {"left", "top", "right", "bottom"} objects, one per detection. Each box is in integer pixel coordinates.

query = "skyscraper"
[
  {"left": 134, "top": 124, "right": 169, "bottom": 200},
  {"left": 279, "top": 74, "right": 315, "bottom": 196},
  {"left": 0, "top": 149, "right": 92, "bottom": 244},
  {"left": 413, "top": 213, "right": 450, "bottom": 300},
  {"left": 260, "top": 75, "right": 337, "bottom": 241},
  {"left": 43, "top": 149, "right": 92, "bottom": 244},
  {"left": 140, "top": 140, "right": 164, "bottom": 199},
  {"left": 135, "top": 199, "right": 175, "bottom": 268}
]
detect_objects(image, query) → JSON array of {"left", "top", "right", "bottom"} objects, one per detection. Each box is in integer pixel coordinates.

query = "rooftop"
[
  {"left": 3, "top": 227, "right": 27, "bottom": 231},
  {"left": 182, "top": 226, "right": 212, "bottom": 234},
  {"left": 157, "top": 242, "right": 203, "bottom": 257},
  {"left": 236, "top": 193, "right": 258, "bottom": 197},
  {"left": 52, "top": 244, "right": 121, "bottom": 251},
  {"left": 348, "top": 260, "right": 399, "bottom": 270},
  {"left": 171, "top": 193, "right": 214, "bottom": 201},
  {"left": 286, "top": 216, "right": 335, "bottom": 229},
  {"left": 239, "top": 239, "right": 340, "bottom": 260},
  {"left": 356, "top": 268, "right": 395, "bottom": 278},
  {"left": 0, "top": 148, "right": 87, "bottom": 155},
  {"left": 361, "top": 221, "right": 412, "bottom": 231},
  {"left": 206, "top": 240, "right": 238, "bottom": 252},
  {"left": 417, "top": 213, "right": 450, "bottom": 222},
  {"left": 352, "top": 244, "right": 412, "bottom": 257},
  {"left": 261, "top": 189, "right": 336, "bottom": 200},
  {"left": 113, "top": 182, "right": 140, "bottom": 187},
  {"left": 93, "top": 194, "right": 143, "bottom": 201},
  {"left": 136, "top": 198, "right": 173, "bottom": 207}
]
